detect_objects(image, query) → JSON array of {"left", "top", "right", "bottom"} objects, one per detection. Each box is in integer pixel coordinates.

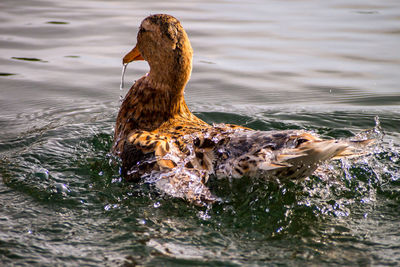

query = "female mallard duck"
[{"left": 114, "top": 14, "right": 369, "bottom": 205}]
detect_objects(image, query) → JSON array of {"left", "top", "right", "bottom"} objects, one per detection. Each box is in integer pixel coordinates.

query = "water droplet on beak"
[{"left": 120, "top": 63, "right": 128, "bottom": 90}]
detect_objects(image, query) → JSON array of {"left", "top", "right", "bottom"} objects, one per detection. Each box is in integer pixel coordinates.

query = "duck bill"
[{"left": 123, "top": 45, "right": 144, "bottom": 64}]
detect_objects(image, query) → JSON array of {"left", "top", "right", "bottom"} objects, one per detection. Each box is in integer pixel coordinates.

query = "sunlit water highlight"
[{"left": 1, "top": 0, "right": 400, "bottom": 266}]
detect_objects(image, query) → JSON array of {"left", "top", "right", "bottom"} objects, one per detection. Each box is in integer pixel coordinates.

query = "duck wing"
[{"left": 213, "top": 129, "right": 365, "bottom": 180}]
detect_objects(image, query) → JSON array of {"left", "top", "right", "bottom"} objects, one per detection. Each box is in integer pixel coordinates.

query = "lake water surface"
[{"left": 1, "top": 0, "right": 400, "bottom": 266}]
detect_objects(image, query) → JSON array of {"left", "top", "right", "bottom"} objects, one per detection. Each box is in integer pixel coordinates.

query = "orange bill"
[{"left": 123, "top": 45, "right": 144, "bottom": 64}]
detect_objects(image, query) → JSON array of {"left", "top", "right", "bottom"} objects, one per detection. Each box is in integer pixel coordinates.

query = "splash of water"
[
  {"left": 308, "top": 115, "right": 398, "bottom": 217},
  {"left": 352, "top": 115, "right": 384, "bottom": 142}
]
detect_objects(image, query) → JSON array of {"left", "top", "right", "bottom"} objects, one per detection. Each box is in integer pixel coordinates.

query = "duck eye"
[{"left": 139, "top": 27, "right": 148, "bottom": 33}]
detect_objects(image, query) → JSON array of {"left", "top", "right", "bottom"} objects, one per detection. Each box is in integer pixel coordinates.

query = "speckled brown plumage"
[{"left": 113, "top": 14, "right": 371, "bottom": 205}]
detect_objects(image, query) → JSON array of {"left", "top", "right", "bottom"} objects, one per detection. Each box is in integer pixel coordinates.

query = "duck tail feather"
[
  {"left": 282, "top": 140, "right": 348, "bottom": 164},
  {"left": 331, "top": 138, "right": 375, "bottom": 159},
  {"left": 259, "top": 162, "right": 290, "bottom": 171},
  {"left": 276, "top": 153, "right": 308, "bottom": 162}
]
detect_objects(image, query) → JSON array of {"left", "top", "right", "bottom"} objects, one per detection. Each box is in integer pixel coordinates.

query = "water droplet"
[
  {"left": 55, "top": 183, "right": 70, "bottom": 194},
  {"left": 120, "top": 63, "right": 128, "bottom": 90},
  {"left": 198, "top": 210, "right": 211, "bottom": 220},
  {"left": 35, "top": 168, "right": 49, "bottom": 180},
  {"left": 111, "top": 177, "right": 122, "bottom": 183}
]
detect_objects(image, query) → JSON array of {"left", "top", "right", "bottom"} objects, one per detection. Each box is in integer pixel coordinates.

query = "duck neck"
[
  {"left": 147, "top": 52, "right": 192, "bottom": 95},
  {"left": 118, "top": 73, "right": 191, "bottom": 132}
]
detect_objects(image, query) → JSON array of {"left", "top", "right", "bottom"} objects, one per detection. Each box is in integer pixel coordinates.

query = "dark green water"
[{"left": 1, "top": 0, "right": 400, "bottom": 266}]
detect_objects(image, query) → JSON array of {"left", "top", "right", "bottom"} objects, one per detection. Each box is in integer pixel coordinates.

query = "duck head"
[{"left": 123, "top": 14, "right": 193, "bottom": 94}]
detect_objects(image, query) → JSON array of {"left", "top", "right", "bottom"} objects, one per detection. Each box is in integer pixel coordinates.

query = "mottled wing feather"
[{"left": 214, "top": 130, "right": 340, "bottom": 179}]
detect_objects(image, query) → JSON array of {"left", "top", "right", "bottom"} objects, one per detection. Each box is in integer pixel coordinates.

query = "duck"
[{"left": 113, "top": 14, "right": 371, "bottom": 205}]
